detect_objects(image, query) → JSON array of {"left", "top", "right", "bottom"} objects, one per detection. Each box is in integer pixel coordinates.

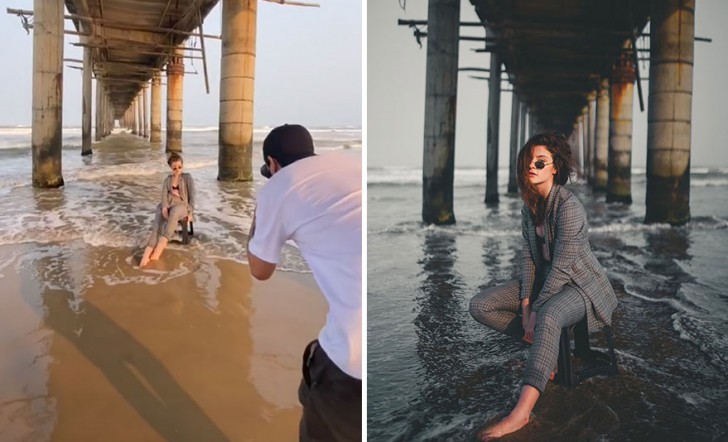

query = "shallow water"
[
  {"left": 367, "top": 167, "right": 728, "bottom": 441},
  {"left": 0, "top": 126, "right": 361, "bottom": 278}
]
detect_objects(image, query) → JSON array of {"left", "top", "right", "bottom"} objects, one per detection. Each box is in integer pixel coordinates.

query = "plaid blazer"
[{"left": 519, "top": 184, "right": 617, "bottom": 330}]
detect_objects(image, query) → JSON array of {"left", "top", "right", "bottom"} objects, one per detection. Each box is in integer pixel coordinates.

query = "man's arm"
[{"left": 247, "top": 209, "right": 278, "bottom": 280}]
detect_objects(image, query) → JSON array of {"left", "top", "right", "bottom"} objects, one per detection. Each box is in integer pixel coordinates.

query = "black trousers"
[{"left": 298, "top": 340, "right": 362, "bottom": 442}]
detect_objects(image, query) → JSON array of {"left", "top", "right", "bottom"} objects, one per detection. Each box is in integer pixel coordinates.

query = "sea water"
[{"left": 0, "top": 126, "right": 362, "bottom": 284}]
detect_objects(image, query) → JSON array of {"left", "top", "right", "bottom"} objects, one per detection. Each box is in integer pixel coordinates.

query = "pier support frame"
[
  {"left": 645, "top": 0, "right": 695, "bottom": 225},
  {"left": 218, "top": 0, "right": 258, "bottom": 181},
  {"left": 607, "top": 46, "right": 635, "bottom": 204},
  {"left": 422, "top": 0, "right": 460, "bottom": 224},
  {"left": 32, "top": 0, "right": 65, "bottom": 188},
  {"left": 166, "top": 47, "right": 184, "bottom": 152}
]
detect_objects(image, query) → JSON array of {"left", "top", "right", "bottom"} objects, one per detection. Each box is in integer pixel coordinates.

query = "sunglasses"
[
  {"left": 171, "top": 165, "right": 182, "bottom": 170},
  {"left": 533, "top": 160, "right": 553, "bottom": 170}
]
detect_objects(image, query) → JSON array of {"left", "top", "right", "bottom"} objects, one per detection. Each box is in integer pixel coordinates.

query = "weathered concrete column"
[
  {"left": 131, "top": 97, "right": 138, "bottom": 135},
  {"left": 519, "top": 102, "right": 527, "bottom": 148},
  {"left": 645, "top": 0, "right": 695, "bottom": 225},
  {"left": 576, "top": 112, "right": 585, "bottom": 178},
  {"left": 137, "top": 92, "right": 144, "bottom": 136},
  {"left": 218, "top": 0, "right": 257, "bottom": 181},
  {"left": 508, "top": 93, "right": 519, "bottom": 194},
  {"left": 166, "top": 47, "right": 184, "bottom": 152},
  {"left": 421, "top": 0, "right": 460, "bottom": 224},
  {"left": 581, "top": 102, "right": 591, "bottom": 183},
  {"left": 31, "top": 0, "right": 64, "bottom": 188},
  {"left": 150, "top": 72, "right": 162, "bottom": 143},
  {"left": 95, "top": 80, "right": 102, "bottom": 141},
  {"left": 81, "top": 46, "right": 93, "bottom": 156},
  {"left": 485, "top": 50, "right": 501, "bottom": 204},
  {"left": 587, "top": 91, "right": 597, "bottom": 183},
  {"left": 142, "top": 84, "right": 149, "bottom": 138},
  {"left": 594, "top": 78, "right": 610, "bottom": 191},
  {"left": 607, "top": 45, "right": 635, "bottom": 203}
]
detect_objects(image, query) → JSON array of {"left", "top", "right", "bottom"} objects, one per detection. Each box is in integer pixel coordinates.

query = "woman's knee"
[{"left": 469, "top": 293, "right": 494, "bottom": 320}]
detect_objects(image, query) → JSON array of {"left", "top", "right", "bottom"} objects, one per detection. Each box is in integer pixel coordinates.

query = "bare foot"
[{"left": 480, "top": 412, "right": 532, "bottom": 441}]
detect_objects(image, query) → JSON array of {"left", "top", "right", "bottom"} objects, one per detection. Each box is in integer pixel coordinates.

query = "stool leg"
[
  {"left": 555, "top": 327, "right": 575, "bottom": 387},
  {"left": 181, "top": 218, "right": 189, "bottom": 245},
  {"left": 604, "top": 326, "right": 618, "bottom": 376}
]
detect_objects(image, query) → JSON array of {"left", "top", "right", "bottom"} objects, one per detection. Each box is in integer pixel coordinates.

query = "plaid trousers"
[{"left": 470, "top": 279, "right": 586, "bottom": 392}]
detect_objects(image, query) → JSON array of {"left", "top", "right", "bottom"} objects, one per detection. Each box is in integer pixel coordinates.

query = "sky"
[
  {"left": 0, "top": 0, "right": 362, "bottom": 128},
  {"left": 368, "top": 1, "right": 727, "bottom": 168}
]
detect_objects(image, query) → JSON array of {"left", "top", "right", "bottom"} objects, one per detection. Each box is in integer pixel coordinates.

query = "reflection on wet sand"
[{"left": 0, "top": 243, "right": 326, "bottom": 441}]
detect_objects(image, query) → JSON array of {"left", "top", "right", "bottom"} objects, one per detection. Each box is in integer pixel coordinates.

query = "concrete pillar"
[
  {"left": 137, "top": 91, "right": 143, "bottom": 136},
  {"left": 607, "top": 45, "right": 635, "bottom": 204},
  {"left": 587, "top": 91, "right": 597, "bottom": 184},
  {"left": 131, "top": 97, "right": 138, "bottom": 135},
  {"left": 645, "top": 0, "right": 695, "bottom": 225},
  {"left": 421, "top": 0, "right": 460, "bottom": 224},
  {"left": 576, "top": 112, "right": 585, "bottom": 178},
  {"left": 594, "top": 78, "right": 609, "bottom": 191},
  {"left": 581, "top": 105, "right": 591, "bottom": 182},
  {"left": 81, "top": 46, "right": 93, "bottom": 156},
  {"left": 508, "top": 93, "right": 519, "bottom": 194},
  {"left": 31, "top": 0, "right": 64, "bottom": 188},
  {"left": 95, "top": 80, "right": 102, "bottom": 141},
  {"left": 150, "top": 72, "right": 162, "bottom": 143},
  {"left": 519, "top": 102, "right": 527, "bottom": 148},
  {"left": 166, "top": 47, "right": 184, "bottom": 152},
  {"left": 218, "top": 0, "right": 258, "bottom": 181},
  {"left": 485, "top": 51, "right": 501, "bottom": 204},
  {"left": 142, "top": 84, "right": 149, "bottom": 138}
]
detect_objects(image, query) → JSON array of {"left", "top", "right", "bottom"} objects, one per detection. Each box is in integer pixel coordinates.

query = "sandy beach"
[{"left": 0, "top": 241, "right": 326, "bottom": 441}]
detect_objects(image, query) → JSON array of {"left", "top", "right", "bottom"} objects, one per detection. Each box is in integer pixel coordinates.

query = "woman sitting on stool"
[
  {"left": 469, "top": 132, "right": 617, "bottom": 440},
  {"left": 140, "top": 152, "right": 195, "bottom": 267}
]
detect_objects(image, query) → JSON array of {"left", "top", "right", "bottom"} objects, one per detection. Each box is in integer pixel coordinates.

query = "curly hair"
[
  {"left": 167, "top": 152, "right": 183, "bottom": 167},
  {"left": 516, "top": 132, "right": 574, "bottom": 224}
]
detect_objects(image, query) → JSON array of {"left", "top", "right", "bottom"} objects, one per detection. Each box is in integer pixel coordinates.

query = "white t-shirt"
[{"left": 248, "top": 153, "right": 362, "bottom": 379}]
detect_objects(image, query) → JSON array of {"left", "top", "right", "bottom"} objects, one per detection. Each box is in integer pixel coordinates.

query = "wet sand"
[{"left": 0, "top": 242, "right": 326, "bottom": 441}]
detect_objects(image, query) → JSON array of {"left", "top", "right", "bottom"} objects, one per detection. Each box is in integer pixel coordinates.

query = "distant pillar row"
[
  {"left": 594, "top": 78, "right": 610, "bottom": 191},
  {"left": 645, "top": 0, "right": 695, "bottom": 225},
  {"left": 421, "top": 0, "right": 460, "bottom": 224},
  {"left": 166, "top": 47, "right": 185, "bottom": 152},
  {"left": 32, "top": 0, "right": 64, "bottom": 188},
  {"left": 150, "top": 72, "right": 162, "bottom": 143},
  {"left": 485, "top": 49, "right": 501, "bottom": 204},
  {"left": 607, "top": 43, "right": 635, "bottom": 204},
  {"left": 218, "top": 0, "right": 258, "bottom": 181}
]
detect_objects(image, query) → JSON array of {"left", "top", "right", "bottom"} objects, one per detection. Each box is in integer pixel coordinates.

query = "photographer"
[{"left": 246, "top": 124, "right": 362, "bottom": 441}]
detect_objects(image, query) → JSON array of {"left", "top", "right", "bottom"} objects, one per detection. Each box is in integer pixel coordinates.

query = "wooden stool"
[
  {"left": 554, "top": 318, "right": 618, "bottom": 387},
  {"left": 178, "top": 217, "right": 194, "bottom": 245}
]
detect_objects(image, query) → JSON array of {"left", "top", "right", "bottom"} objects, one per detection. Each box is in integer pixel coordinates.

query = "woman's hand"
[
  {"left": 162, "top": 207, "right": 169, "bottom": 219},
  {"left": 524, "top": 312, "right": 537, "bottom": 344}
]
